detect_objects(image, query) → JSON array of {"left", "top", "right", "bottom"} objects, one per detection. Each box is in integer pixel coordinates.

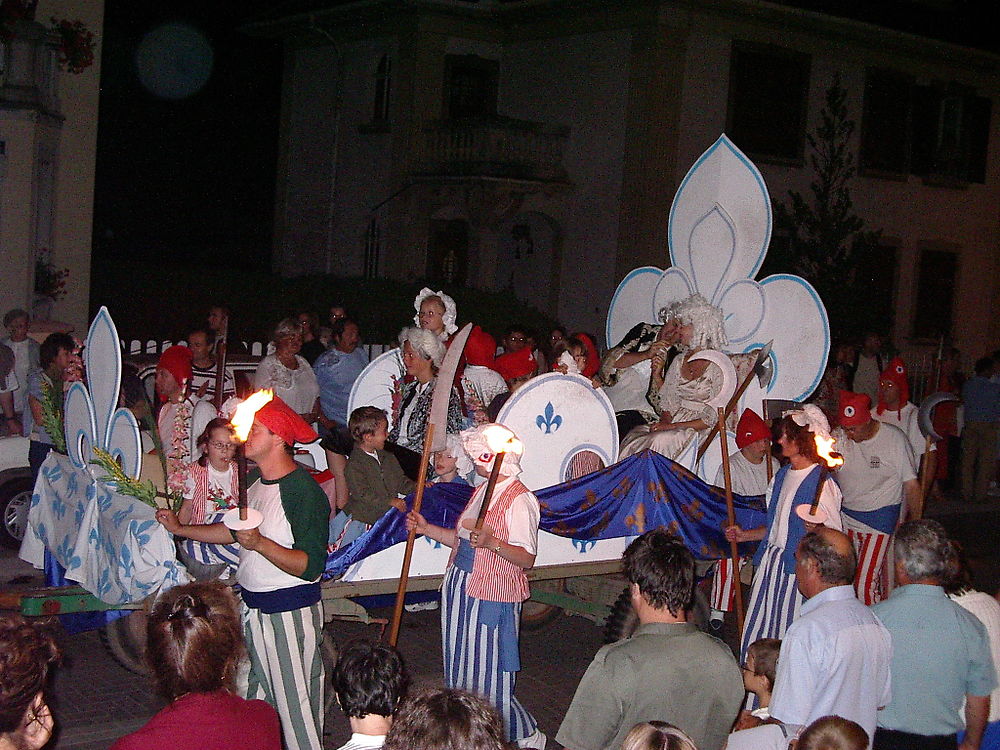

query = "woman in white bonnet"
[
  {"left": 617, "top": 293, "right": 754, "bottom": 461},
  {"left": 413, "top": 288, "right": 458, "bottom": 343}
]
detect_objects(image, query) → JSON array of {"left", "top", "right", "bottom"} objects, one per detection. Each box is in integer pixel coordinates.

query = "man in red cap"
[
  {"left": 155, "top": 345, "right": 216, "bottom": 493},
  {"left": 462, "top": 325, "right": 508, "bottom": 424},
  {"left": 874, "top": 356, "right": 936, "bottom": 486},
  {"left": 835, "top": 390, "right": 920, "bottom": 605},
  {"left": 708, "top": 408, "right": 778, "bottom": 629},
  {"left": 487, "top": 346, "right": 535, "bottom": 421},
  {"left": 157, "top": 395, "right": 330, "bottom": 750}
]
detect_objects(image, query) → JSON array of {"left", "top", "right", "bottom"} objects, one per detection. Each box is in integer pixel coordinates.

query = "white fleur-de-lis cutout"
[
  {"left": 607, "top": 134, "right": 830, "bottom": 406},
  {"left": 63, "top": 306, "right": 142, "bottom": 478}
]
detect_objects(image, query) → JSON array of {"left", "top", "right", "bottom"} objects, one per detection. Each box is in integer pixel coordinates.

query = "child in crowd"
[
  {"left": 552, "top": 336, "right": 589, "bottom": 376},
  {"left": 734, "top": 638, "right": 781, "bottom": 730},
  {"left": 176, "top": 418, "right": 241, "bottom": 577},
  {"left": 795, "top": 716, "right": 868, "bottom": 750},
  {"left": 330, "top": 407, "right": 413, "bottom": 550},
  {"left": 432, "top": 434, "right": 473, "bottom": 485},
  {"left": 620, "top": 721, "right": 698, "bottom": 750},
  {"left": 331, "top": 640, "right": 410, "bottom": 750}
]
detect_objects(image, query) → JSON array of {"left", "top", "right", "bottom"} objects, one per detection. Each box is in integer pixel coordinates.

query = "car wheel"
[{"left": 0, "top": 477, "right": 32, "bottom": 549}]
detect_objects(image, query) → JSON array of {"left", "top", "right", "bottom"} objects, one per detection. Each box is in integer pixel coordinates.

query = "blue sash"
[
  {"left": 753, "top": 463, "right": 822, "bottom": 569},
  {"left": 842, "top": 504, "right": 900, "bottom": 535}
]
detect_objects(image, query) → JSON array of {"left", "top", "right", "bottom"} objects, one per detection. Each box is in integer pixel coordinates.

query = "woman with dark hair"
[
  {"left": 0, "top": 615, "right": 59, "bottom": 750},
  {"left": 110, "top": 581, "right": 280, "bottom": 750},
  {"left": 725, "top": 405, "right": 843, "bottom": 661},
  {"left": 383, "top": 688, "right": 508, "bottom": 750}
]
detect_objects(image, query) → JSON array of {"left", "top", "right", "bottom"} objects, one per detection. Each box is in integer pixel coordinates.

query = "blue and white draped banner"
[
  {"left": 21, "top": 453, "right": 189, "bottom": 606},
  {"left": 324, "top": 450, "right": 767, "bottom": 579}
]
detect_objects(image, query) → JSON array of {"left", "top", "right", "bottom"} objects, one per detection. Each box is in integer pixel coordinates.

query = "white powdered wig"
[
  {"left": 413, "top": 287, "right": 458, "bottom": 339},
  {"left": 398, "top": 326, "right": 447, "bottom": 368},
  {"left": 666, "top": 293, "right": 728, "bottom": 350}
]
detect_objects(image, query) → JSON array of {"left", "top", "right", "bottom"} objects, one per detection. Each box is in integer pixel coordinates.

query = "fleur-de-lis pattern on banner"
[
  {"left": 536, "top": 402, "right": 562, "bottom": 434},
  {"left": 22, "top": 307, "right": 190, "bottom": 605}
]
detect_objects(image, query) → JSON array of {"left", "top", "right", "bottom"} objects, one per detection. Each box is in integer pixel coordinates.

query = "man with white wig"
[
  {"left": 617, "top": 293, "right": 755, "bottom": 461},
  {"left": 405, "top": 424, "right": 545, "bottom": 749}
]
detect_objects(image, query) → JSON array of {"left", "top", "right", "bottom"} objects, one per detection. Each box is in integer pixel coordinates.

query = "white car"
[{"left": 0, "top": 435, "right": 31, "bottom": 549}]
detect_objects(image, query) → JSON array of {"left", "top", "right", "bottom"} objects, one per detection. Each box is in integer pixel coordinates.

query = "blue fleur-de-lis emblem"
[
  {"left": 112, "top": 508, "right": 131, "bottom": 529},
  {"left": 535, "top": 402, "right": 562, "bottom": 434},
  {"left": 56, "top": 535, "right": 82, "bottom": 570},
  {"left": 572, "top": 539, "right": 597, "bottom": 554},
  {"left": 129, "top": 518, "right": 156, "bottom": 546},
  {"left": 119, "top": 545, "right": 135, "bottom": 578},
  {"left": 97, "top": 567, "right": 112, "bottom": 597},
  {"left": 31, "top": 492, "right": 41, "bottom": 508},
  {"left": 51, "top": 495, "right": 67, "bottom": 520},
  {"left": 422, "top": 536, "right": 442, "bottom": 550}
]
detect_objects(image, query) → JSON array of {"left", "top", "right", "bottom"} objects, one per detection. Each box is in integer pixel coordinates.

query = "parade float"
[{"left": 9, "top": 135, "right": 839, "bottom": 670}]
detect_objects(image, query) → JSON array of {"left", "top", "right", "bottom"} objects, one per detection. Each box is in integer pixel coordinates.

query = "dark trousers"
[
  {"left": 29, "top": 440, "right": 53, "bottom": 483},
  {"left": 873, "top": 727, "right": 955, "bottom": 750}
]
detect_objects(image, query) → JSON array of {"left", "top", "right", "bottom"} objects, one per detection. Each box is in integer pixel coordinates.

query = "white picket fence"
[{"left": 123, "top": 339, "right": 391, "bottom": 362}]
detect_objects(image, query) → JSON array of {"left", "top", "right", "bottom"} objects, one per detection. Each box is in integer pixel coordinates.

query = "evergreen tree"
[{"left": 766, "top": 75, "right": 883, "bottom": 337}]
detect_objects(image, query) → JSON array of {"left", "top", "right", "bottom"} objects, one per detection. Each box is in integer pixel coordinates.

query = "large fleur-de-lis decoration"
[
  {"left": 63, "top": 307, "right": 142, "bottom": 480},
  {"left": 535, "top": 402, "right": 562, "bottom": 434},
  {"left": 606, "top": 134, "right": 830, "bottom": 410}
]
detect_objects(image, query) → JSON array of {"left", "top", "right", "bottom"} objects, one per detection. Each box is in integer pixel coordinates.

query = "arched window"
[{"left": 373, "top": 54, "right": 391, "bottom": 123}]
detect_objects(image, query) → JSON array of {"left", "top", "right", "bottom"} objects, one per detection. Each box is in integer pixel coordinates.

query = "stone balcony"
[{"left": 413, "top": 116, "right": 570, "bottom": 184}]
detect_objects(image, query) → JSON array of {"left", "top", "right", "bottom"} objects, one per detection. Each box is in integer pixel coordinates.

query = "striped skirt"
[
  {"left": 180, "top": 510, "right": 241, "bottom": 576},
  {"left": 740, "top": 543, "right": 803, "bottom": 662},
  {"left": 243, "top": 601, "right": 325, "bottom": 750},
  {"left": 441, "top": 564, "right": 538, "bottom": 743}
]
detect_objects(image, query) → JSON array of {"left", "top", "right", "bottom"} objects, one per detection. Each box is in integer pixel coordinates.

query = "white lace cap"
[
  {"left": 784, "top": 403, "right": 831, "bottom": 440},
  {"left": 413, "top": 287, "right": 459, "bottom": 337}
]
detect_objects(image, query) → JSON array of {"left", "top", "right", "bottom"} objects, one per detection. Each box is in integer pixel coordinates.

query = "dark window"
[
  {"left": 912, "top": 83, "right": 991, "bottom": 184},
  {"left": 444, "top": 55, "right": 498, "bottom": 120},
  {"left": 727, "top": 42, "right": 810, "bottom": 164},
  {"left": 427, "top": 219, "right": 468, "bottom": 285},
  {"left": 373, "top": 54, "right": 391, "bottom": 123},
  {"left": 912, "top": 249, "right": 957, "bottom": 339},
  {"left": 860, "top": 69, "right": 913, "bottom": 178}
]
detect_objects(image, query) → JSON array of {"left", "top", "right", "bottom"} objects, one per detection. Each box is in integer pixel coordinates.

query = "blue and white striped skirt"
[
  {"left": 441, "top": 559, "right": 538, "bottom": 743},
  {"left": 740, "top": 543, "right": 803, "bottom": 662},
  {"left": 180, "top": 510, "right": 240, "bottom": 576}
]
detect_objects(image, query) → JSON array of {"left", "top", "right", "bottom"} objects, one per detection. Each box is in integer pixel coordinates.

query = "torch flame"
[
  {"left": 482, "top": 424, "right": 523, "bottom": 456},
  {"left": 815, "top": 434, "right": 844, "bottom": 469},
  {"left": 231, "top": 390, "right": 274, "bottom": 442}
]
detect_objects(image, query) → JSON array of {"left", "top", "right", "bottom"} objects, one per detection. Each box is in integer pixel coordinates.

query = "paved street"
[{"left": 1, "top": 497, "right": 997, "bottom": 750}]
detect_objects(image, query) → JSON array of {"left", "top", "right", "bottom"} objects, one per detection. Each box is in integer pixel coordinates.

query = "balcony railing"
[{"left": 415, "top": 116, "right": 570, "bottom": 183}]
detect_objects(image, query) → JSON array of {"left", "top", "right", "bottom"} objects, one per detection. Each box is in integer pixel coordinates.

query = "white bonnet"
[
  {"left": 413, "top": 287, "right": 459, "bottom": 338},
  {"left": 783, "top": 403, "right": 831, "bottom": 440},
  {"left": 460, "top": 423, "right": 523, "bottom": 476}
]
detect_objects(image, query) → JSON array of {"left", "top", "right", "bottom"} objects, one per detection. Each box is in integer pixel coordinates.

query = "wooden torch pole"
[
  {"left": 388, "top": 423, "right": 435, "bottom": 647},
  {"left": 717, "top": 407, "right": 746, "bottom": 636}
]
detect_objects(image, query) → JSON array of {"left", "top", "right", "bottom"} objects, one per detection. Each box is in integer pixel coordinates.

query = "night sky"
[{"left": 92, "top": 1, "right": 283, "bottom": 271}]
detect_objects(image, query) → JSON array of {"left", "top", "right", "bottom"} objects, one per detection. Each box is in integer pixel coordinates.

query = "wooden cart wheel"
[
  {"left": 521, "top": 578, "right": 565, "bottom": 631},
  {"left": 321, "top": 625, "right": 339, "bottom": 716},
  {"left": 101, "top": 608, "right": 150, "bottom": 675}
]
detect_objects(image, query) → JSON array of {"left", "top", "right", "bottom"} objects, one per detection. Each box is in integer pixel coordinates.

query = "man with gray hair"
[
  {"left": 873, "top": 519, "right": 996, "bottom": 750},
  {"left": 727, "top": 528, "right": 891, "bottom": 750}
]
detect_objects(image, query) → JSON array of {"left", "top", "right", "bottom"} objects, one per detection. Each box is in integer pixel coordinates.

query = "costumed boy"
[{"left": 156, "top": 395, "right": 330, "bottom": 750}]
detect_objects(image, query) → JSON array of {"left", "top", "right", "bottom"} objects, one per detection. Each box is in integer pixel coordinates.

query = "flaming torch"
[
  {"left": 223, "top": 389, "right": 274, "bottom": 531},
  {"left": 474, "top": 425, "right": 525, "bottom": 529},
  {"left": 795, "top": 434, "right": 844, "bottom": 525}
]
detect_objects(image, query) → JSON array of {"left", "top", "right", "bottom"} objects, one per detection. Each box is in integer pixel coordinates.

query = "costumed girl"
[
  {"left": 617, "top": 293, "right": 753, "bottom": 461},
  {"left": 413, "top": 287, "right": 459, "bottom": 343},
  {"left": 176, "top": 417, "right": 241, "bottom": 576},
  {"left": 405, "top": 424, "right": 545, "bottom": 750},
  {"left": 725, "top": 404, "right": 843, "bottom": 661}
]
